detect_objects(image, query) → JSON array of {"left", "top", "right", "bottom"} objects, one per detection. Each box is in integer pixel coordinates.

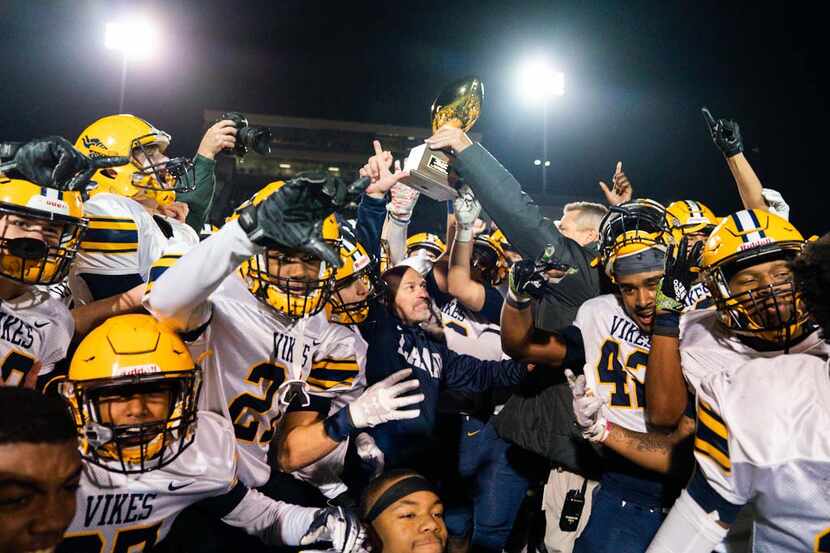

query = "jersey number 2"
[{"left": 227, "top": 362, "right": 288, "bottom": 444}]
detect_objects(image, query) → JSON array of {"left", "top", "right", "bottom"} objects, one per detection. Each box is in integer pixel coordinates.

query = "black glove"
[
  {"left": 701, "top": 107, "right": 743, "bottom": 157},
  {"left": 656, "top": 236, "right": 704, "bottom": 313},
  {"left": 508, "top": 246, "right": 575, "bottom": 303},
  {"left": 238, "top": 173, "right": 369, "bottom": 267},
  {"left": 5, "top": 136, "right": 128, "bottom": 191}
]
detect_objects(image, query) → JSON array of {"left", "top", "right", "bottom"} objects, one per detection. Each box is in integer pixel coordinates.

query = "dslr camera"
[{"left": 217, "top": 112, "right": 271, "bottom": 158}]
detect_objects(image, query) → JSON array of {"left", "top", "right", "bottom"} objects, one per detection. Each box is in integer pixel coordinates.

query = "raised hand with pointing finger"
[
  {"left": 599, "top": 161, "right": 633, "bottom": 206},
  {"left": 362, "top": 139, "right": 410, "bottom": 197},
  {"left": 701, "top": 107, "right": 743, "bottom": 158}
]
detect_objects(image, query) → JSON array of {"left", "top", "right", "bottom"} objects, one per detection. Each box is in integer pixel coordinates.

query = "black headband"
[{"left": 365, "top": 476, "right": 438, "bottom": 522}]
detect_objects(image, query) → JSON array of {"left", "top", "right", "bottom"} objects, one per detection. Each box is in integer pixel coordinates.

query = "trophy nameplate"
[{"left": 401, "top": 76, "right": 483, "bottom": 200}]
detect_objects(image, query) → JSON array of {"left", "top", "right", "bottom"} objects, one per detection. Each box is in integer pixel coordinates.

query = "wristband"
[
  {"left": 455, "top": 226, "right": 473, "bottom": 243},
  {"left": 506, "top": 288, "right": 532, "bottom": 309},
  {"left": 323, "top": 407, "right": 355, "bottom": 442},
  {"left": 653, "top": 312, "right": 681, "bottom": 338}
]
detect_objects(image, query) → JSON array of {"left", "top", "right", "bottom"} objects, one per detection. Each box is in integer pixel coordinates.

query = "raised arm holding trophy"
[{"left": 401, "top": 76, "right": 483, "bottom": 200}]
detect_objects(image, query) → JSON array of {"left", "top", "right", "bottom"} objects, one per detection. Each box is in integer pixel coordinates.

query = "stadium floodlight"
[
  {"left": 105, "top": 18, "right": 159, "bottom": 113},
  {"left": 105, "top": 19, "right": 157, "bottom": 60},
  {"left": 517, "top": 56, "right": 564, "bottom": 195},
  {"left": 534, "top": 159, "right": 542, "bottom": 166},
  {"left": 517, "top": 58, "right": 565, "bottom": 103}
]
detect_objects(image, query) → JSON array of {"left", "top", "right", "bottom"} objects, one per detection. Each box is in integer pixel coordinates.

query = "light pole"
[
  {"left": 105, "top": 19, "right": 158, "bottom": 113},
  {"left": 518, "top": 59, "right": 565, "bottom": 195}
]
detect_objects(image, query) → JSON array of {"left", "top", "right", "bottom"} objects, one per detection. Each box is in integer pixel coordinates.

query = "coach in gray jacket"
[{"left": 426, "top": 125, "right": 622, "bottom": 473}]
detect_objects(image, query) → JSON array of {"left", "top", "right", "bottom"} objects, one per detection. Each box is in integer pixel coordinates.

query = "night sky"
[{"left": 1, "top": 1, "right": 826, "bottom": 234}]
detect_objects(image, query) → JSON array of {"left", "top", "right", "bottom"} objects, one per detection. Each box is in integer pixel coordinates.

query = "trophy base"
[{"left": 400, "top": 144, "right": 459, "bottom": 201}]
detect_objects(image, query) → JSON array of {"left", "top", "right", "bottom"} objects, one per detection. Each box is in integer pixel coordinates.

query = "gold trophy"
[{"left": 401, "top": 76, "right": 483, "bottom": 201}]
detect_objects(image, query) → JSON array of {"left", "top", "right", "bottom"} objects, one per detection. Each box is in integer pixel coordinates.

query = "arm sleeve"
[
  {"left": 144, "top": 219, "right": 261, "bottom": 332},
  {"left": 692, "top": 380, "right": 748, "bottom": 506},
  {"left": 386, "top": 216, "right": 408, "bottom": 266},
  {"left": 443, "top": 350, "right": 527, "bottom": 392},
  {"left": 219, "top": 486, "right": 318, "bottom": 546},
  {"left": 176, "top": 154, "right": 217, "bottom": 232},
  {"left": 356, "top": 195, "right": 387, "bottom": 261},
  {"left": 453, "top": 143, "right": 565, "bottom": 260}
]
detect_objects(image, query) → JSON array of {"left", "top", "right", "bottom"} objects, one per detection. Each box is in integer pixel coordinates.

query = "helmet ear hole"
[{"left": 101, "top": 168, "right": 118, "bottom": 179}]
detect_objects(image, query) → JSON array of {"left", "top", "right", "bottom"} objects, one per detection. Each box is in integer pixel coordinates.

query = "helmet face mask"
[
  {"left": 62, "top": 372, "right": 200, "bottom": 474},
  {"left": 230, "top": 181, "right": 339, "bottom": 319},
  {"left": 244, "top": 248, "right": 333, "bottom": 319},
  {"left": 76, "top": 115, "right": 195, "bottom": 206},
  {"left": 702, "top": 209, "right": 809, "bottom": 347},
  {"left": 328, "top": 238, "right": 384, "bottom": 325},
  {"left": 129, "top": 136, "right": 195, "bottom": 201},
  {"left": 60, "top": 315, "right": 202, "bottom": 474},
  {"left": 0, "top": 177, "right": 87, "bottom": 286}
]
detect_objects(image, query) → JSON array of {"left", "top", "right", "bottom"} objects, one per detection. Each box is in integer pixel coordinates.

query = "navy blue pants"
[
  {"left": 572, "top": 483, "right": 667, "bottom": 553},
  {"left": 443, "top": 416, "right": 530, "bottom": 553}
]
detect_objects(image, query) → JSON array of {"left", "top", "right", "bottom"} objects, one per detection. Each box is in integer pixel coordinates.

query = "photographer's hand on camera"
[
  {"left": 237, "top": 174, "right": 370, "bottom": 267},
  {"left": 198, "top": 119, "right": 237, "bottom": 160}
]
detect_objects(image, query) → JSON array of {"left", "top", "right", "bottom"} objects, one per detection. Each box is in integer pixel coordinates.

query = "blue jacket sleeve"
[
  {"left": 442, "top": 349, "right": 527, "bottom": 392},
  {"left": 356, "top": 195, "right": 387, "bottom": 261}
]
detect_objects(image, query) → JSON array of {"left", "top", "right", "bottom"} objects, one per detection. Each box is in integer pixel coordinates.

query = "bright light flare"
[
  {"left": 105, "top": 19, "right": 158, "bottom": 60},
  {"left": 517, "top": 58, "right": 565, "bottom": 102}
]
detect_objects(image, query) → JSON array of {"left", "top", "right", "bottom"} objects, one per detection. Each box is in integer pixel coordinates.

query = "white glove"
[
  {"left": 387, "top": 182, "right": 420, "bottom": 223},
  {"left": 301, "top": 506, "right": 368, "bottom": 553},
  {"left": 355, "top": 432, "right": 385, "bottom": 478},
  {"left": 452, "top": 185, "right": 481, "bottom": 242},
  {"left": 761, "top": 187, "right": 790, "bottom": 221},
  {"left": 565, "top": 369, "right": 610, "bottom": 443},
  {"left": 349, "top": 368, "right": 424, "bottom": 428}
]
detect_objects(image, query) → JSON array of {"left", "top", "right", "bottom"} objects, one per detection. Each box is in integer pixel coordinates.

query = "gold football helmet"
[
  {"left": 702, "top": 209, "right": 808, "bottom": 347},
  {"left": 0, "top": 175, "right": 87, "bottom": 285},
  {"left": 59, "top": 314, "right": 201, "bottom": 474},
  {"left": 598, "top": 199, "right": 675, "bottom": 278},
  {"left": 406, "top": 232, "right": 446, "bottom": 261},
  {"left": 75, "top": 114, "right": 194, "bottom": 206},
  {"left": 667, "top": 200, "right": 719, "bottom": 241},
  {"left": 327, "top": 236, "right": 384, "bottom": 324},
  {"left": 232, "top": 181, "right": 339, "bottom": 319}
]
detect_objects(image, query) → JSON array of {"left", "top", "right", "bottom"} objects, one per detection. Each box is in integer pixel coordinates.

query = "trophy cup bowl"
[{"left": 401, "top": 76, "right": 483, "bottom": 201}]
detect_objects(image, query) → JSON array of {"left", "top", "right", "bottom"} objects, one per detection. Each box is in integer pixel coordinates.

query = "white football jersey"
[
  {"left": 574, "top": 294, "right": 651, "bottom": 433},
  {"left": 679, "top": 308, "right": 830, "bottom": 396},
  {"left": 694, "top": 354, "right": 830, "bottom": 552},
  {"left": 69, "top": 193, "right": 198, "bottom": 303},
  {"left": 0, "top": 287, "right": 73, "bottom": 386},
  {"left": 291, "top": 321, "right": 367, "bottom": 499},
  {"left": 184, "top": 276, "right": 363, "bottom": 488},
  {"left": 684, "top": 281, "right": 712, "bottom": 310},
  {"left": 59, "top": 412, "right": 239, "bottom": 551},
  {"left": 439, "top": 298, "right": 504, "bottom": 361}
]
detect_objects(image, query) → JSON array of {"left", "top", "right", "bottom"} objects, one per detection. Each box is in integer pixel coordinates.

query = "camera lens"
[{"left": 238, "top": 126, "right": 272, "bottom": 156}]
